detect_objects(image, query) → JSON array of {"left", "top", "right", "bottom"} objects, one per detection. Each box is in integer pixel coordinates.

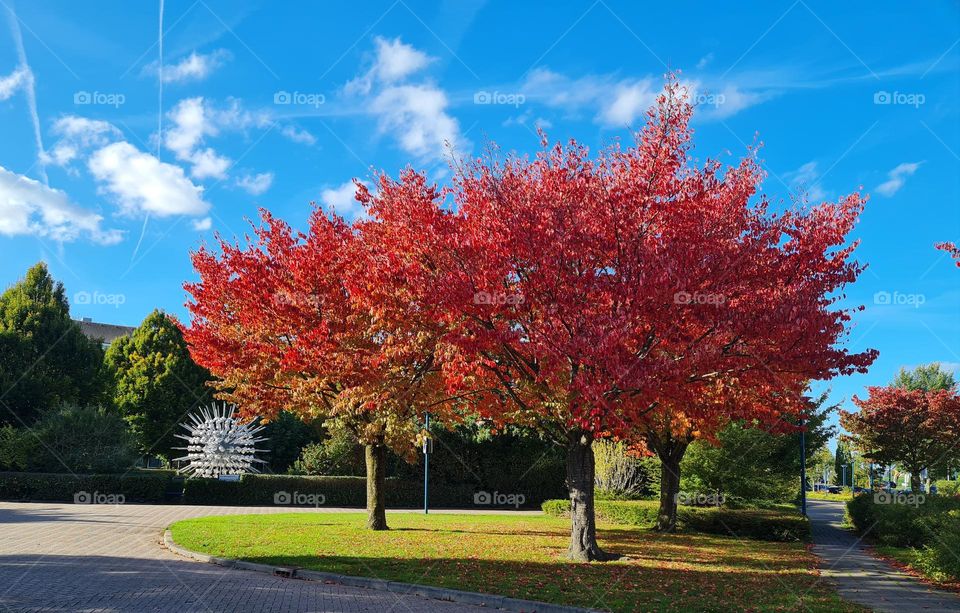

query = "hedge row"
[
  {"left": 0, "top": 471, "right": 174, "bottom": 502},
  {"left": 847, "top": 492, "right": 960, "bottom": 582},
  {"left": 181, "top": 474, "right": 548, "bottom": 508},
  {"left": 542, "top": 499, "right": 809, "bottom": 542},
  {"left": 0, "top": 471, "right": 547, "bottom": 509}
]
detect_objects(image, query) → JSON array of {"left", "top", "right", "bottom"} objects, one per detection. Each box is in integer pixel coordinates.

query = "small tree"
[
  {"left": 183, "top": 209, "right": 448, "bottom": 530},
  {"left": 31, "top": 403, "right": 137, "bottom": 473},
  {"left": 0, "top": 263, "right": 107, "bottom": 425},
  {"left": 892, "top": 363, "right": 956, "bottom": 392},
  {"left": 105, "top": 310, "right": 212, "bottom": 461},
  {"left": 842, "top": 386, "right": 960, "bottom": 491}
]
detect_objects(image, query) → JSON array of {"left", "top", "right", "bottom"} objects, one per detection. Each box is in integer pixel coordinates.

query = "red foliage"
[
  {"left": 360, "top": 78, "right": 877, "bottom": 444},
  {"left": 842, "top": 385, "right": 960, "bottom": 478},
  {"left": 936, "top": 241, "right": 960, "bottom": 267}
]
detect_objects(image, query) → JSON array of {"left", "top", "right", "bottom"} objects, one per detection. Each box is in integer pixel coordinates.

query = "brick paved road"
[
  {"left": 808, "top": 499, "right": 960, "bottom": 612},
  {"left": 0, "top": 502, "right": 508, "bottom": 612}
]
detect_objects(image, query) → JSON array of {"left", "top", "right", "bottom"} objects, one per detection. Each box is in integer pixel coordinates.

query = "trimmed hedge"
[
  {"left": 181, "top": 474, "right": 534, "bottom": 508},
  {"left": 0, "top": 470, "right": 174, "bottom": 502},
  {"left": 541, "top": 499, "right": 809, "bottom": 542},
  {"left": 0, "top": 470, "right": 547, "bottom": 509}
]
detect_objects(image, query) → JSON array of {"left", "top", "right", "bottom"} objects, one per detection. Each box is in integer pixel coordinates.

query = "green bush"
[
  {"left": 847, "top": 492, "right": 960, "bottom": 547},
  {"left": 30, "top": 404, "right": 137, "bottom": 473},
  {"left": 0, "top": 426, "right": 37, "bottom": 470},
  {"left": 181, "top": 473, "right": 496, "bottom": 508},
  {"left": 0, "top": 470, "right": 173, "bottom": 502},
  {"left": 935, "top": 480, "right": 960, "bottom": 496},
  {"left": 541, "top": 499, "right": 808, "bottom": 541},
  {"left": 912, "top": 511, "right": 960, "bottom": 582}
]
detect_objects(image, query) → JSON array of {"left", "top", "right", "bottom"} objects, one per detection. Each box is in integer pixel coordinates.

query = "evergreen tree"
[
  {"left": 892, "top": 363, "right": 957, "bottom": 392},
  {"left": 105, "top": 309, "right": 212, "bottom": 461},
  {"left": 834, "top": 439, "right": 852, "bottom": 486},
  {"left": 0, "top": 263, "right": 106, "bottom": 425}
]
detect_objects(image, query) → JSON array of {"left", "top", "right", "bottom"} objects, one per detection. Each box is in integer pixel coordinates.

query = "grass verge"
[{"left": 170, "top": 512, "right": 863, "bottom": 612}]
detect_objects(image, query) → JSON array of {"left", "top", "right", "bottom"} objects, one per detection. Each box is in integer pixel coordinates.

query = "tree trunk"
[
  {"left": 655, "top": 439, "right": 689, "bottom": 532},
  {"left": 910, "top": 472, "right": 923, "bottom": 494},
  {"left": 565, "top": 430, "right": 618, "bottom": 561},
  {"left": 365, "top": 439, "right": 388, "bottom": 530}
]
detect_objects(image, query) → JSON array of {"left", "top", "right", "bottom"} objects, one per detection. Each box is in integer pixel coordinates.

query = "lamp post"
[
  {"left": 841, "top": 463, "right": 848, "bottom": 489},
  {"left": 800, "top": 416, "right": 807, "bottom": 516},
  {"left": 423, "top": 412, "right": 431, "bottom": 514}
]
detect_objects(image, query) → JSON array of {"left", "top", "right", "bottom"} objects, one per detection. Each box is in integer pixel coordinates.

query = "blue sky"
[{"left": 0, "top": 0, "right": 958, "bottom": 433}]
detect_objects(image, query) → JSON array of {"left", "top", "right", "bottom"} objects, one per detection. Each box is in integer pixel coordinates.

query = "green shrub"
[
  {"left": 912, "top": 511, "right": 960, "bottom": 581},
  {"left": 541, "top": 499, "right": 808, "bottom": 541},
  {"left": 847, "top": 492, "right": 960, "bottom": 548},
  {"left": 181, "top": 473, "right": 494, "bottom": 508},
  {"left": 935, "top": 480, "right": 960, "bottom": 497},
  {"left": 30, "top": 404, "right": 137, "bottom": 473},
  {"left": 289, "top": 426, "right": 363, "bottom": 476},
  {"left": 0, "top": 426, "right": 37, "bottom": 470},
  {"left": 0, "top": 470, "right": 173, "bottom": 502}
]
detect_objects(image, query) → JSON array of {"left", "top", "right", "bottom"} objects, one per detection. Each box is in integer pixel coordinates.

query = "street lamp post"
[
  {"left": 841, "top": 463, "right": 848, "bottom": 489},
  {"left": 800, "top": 417, "right": 807, "bottom": 516}
]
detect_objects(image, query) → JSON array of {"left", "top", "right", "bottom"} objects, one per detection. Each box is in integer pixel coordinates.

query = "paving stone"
[{"left": 0, "top": 502, "right": 495, "bottom": 612}]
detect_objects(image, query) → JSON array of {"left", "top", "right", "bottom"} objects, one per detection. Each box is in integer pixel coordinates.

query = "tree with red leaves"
[
  {"left": 842, "top": 386, "right": 960, "bottom": 491},
  {"left": 183, "top": 209, "right": 446, "bottom": 530},
  {"left": 936, "top": 242, "right": 960, "bottom": 267},
  {"left": 357, "top": 78, "right": 876, "bottom": 557}
]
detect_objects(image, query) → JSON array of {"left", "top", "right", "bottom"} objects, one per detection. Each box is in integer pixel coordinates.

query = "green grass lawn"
[
  {"left": 169, "top": 512, "right": 863, "bottom": 612},
  {"left": 805, "top": 491, "right": 854, "bottom": 502}
]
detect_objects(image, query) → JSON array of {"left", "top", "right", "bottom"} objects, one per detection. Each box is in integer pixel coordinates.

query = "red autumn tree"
[
  {"left": 842, "top": 386, "right": 960, "bottom": 491},
  {"left": 182, "top": 209, "right": 446, "bottom": 530},
  {"left": 356, "top": 78, "right": 876, "bottom": 557},
  {"left": 936, "top": 241, "right": 960, "bottom": 267}
]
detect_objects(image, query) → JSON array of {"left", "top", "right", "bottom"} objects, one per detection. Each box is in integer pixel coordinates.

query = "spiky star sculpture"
[{"left": 174, "top": 403, "right": 267, "bottom": 478}]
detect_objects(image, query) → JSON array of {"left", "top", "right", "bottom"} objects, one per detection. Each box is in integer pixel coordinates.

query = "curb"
[{"left": 163, "top": 530, "right": 597, "bottom": 613}]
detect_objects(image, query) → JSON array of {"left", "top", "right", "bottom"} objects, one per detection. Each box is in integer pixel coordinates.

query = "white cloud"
[
  {"left": 191, "top": 217, "right": 212, "bottom": 231},
  {"left": 696, "top": 53, "right": 714, "bottom": 70},
  {"left": 521, "top": 68, "right": 767, "bottom": 126},
  {"left": 346, "top": 36, "right": 434, "bottom": 95},
  {"left": 88, "top": 141, "right": 209, "bottom": 217},
  {"left": 784, "top": 161, "right": 828, "bottom": 202},
  {"left": 280, "top": 124, "right": 316, "bottom": 145},
  {"left": 599, "top": 80, "right": 657, "bottom": 126},
  {"left": 165, "top": 97, "right": 232, "bottom": 179},
  {"left": 144, "top": 49, "right": 231, "bottom": 84},
  {"left": 370, "top": 84, "right": 464, "bottom": 160},
  {"left": 0, "top": 66, "right": 28, "bottom": 100},
  {"left": 876, "top": 162, "right": 922, "bottom": 197},
  {"left": 45, "top": 117, "right": 123, "bottom": 167},
  {"left": 236, "top": 172, "right": 273, "bottom": 195},
  {"left": 321, "top": 180, "right": 365, "bottom": 218},
  {"left": 0, "top": 165, "right": 122, "bottom": 244}
]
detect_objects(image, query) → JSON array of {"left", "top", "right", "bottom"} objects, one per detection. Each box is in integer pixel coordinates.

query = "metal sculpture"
[{"left": 174, "top": 402, "right": 267, "bottom": 478}]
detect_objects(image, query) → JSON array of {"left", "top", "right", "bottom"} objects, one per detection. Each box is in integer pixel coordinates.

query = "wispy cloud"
[
  {"left": 236, "top": 172, "right": 273, "bottom": 195},
  {"left": 0, "top": 165, "right": 122, "bottom": 244},
  {"left": 5, "top": 3, "right": 46, "bottom": 184},
  {"left": 876, "top": 162, "right": 922, "bottom": 197},
  {"left": 321, "top": 180, "right": 366, "bottom": 219},
  {"left": 145, "top": 49, "right": 232, "bottom": 84},
  {"left": 345, "top": 37, "right": 466, "bottom": 162},
  {"left": 783, "top": 161, "right": 829, "bottom": 202}
]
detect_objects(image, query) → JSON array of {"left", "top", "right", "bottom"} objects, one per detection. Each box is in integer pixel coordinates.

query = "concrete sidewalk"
[{"left": 808, "top": 499, "right": 960, "bottom": 612}]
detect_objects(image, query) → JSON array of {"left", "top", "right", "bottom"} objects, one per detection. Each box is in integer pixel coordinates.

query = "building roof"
[{"left": 74, "top": 318, "right": 136, "bottom": 345}]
